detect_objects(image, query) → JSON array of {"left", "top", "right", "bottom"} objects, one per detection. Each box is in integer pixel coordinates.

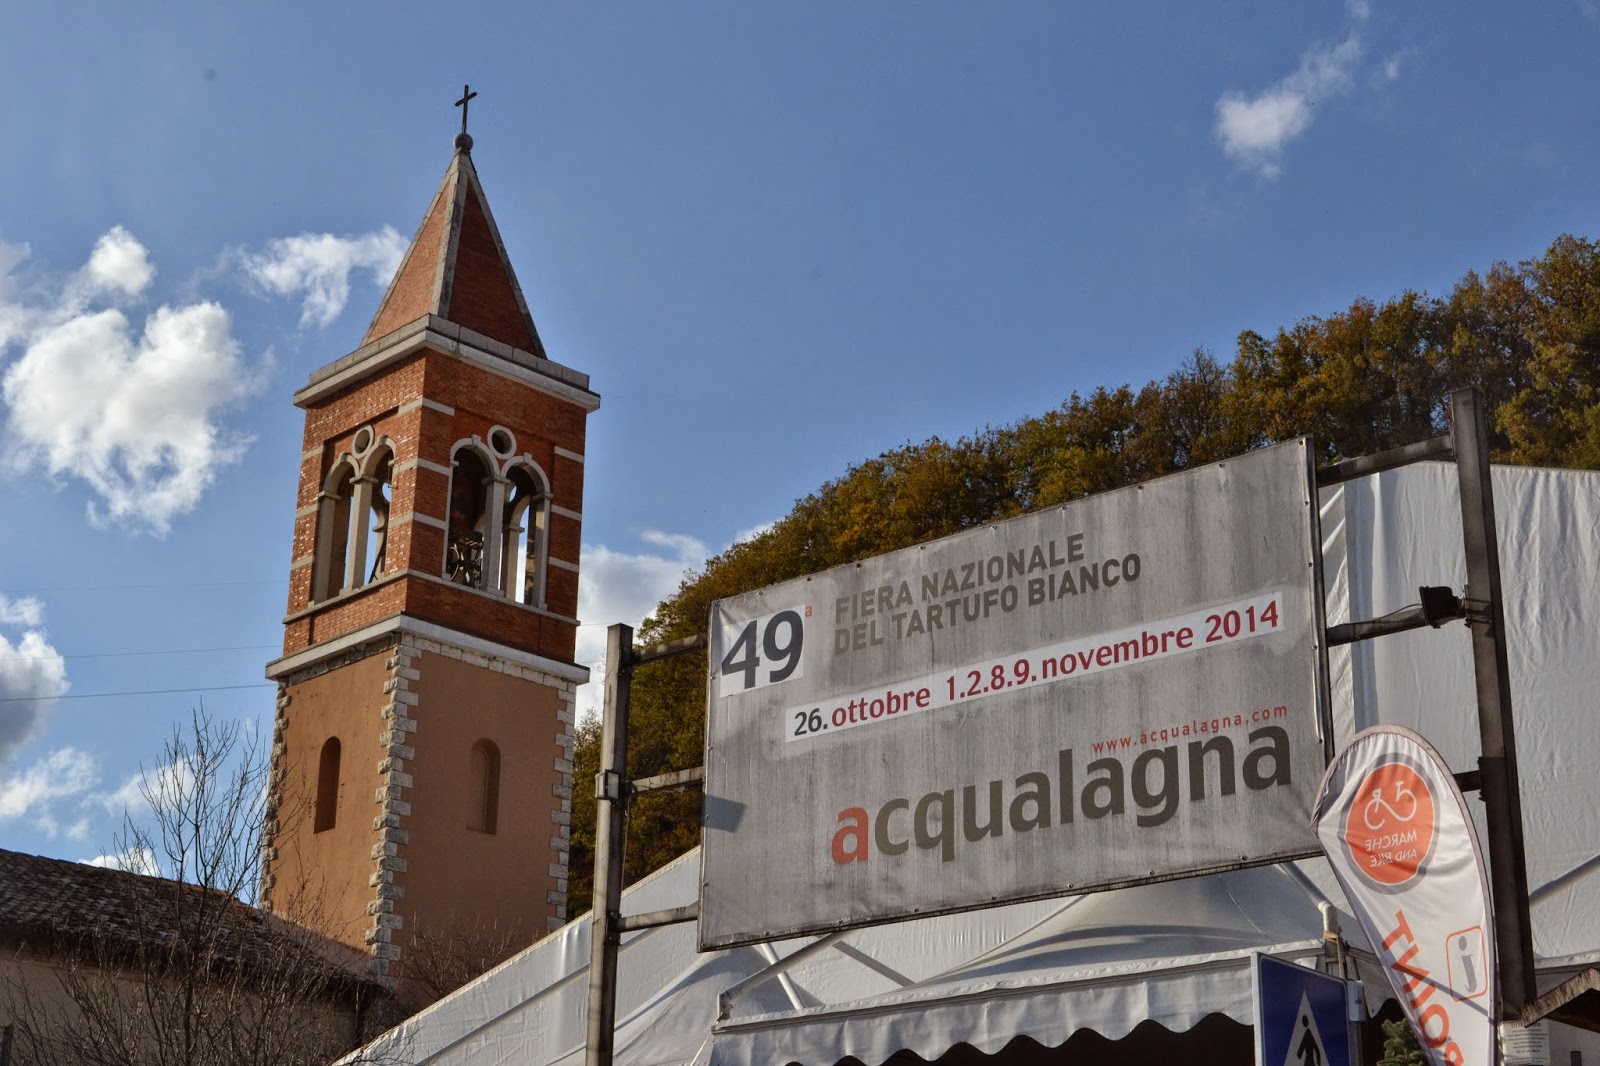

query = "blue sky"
[{"left": 1, "top": 1, "right": 1597, "bottom": 866}]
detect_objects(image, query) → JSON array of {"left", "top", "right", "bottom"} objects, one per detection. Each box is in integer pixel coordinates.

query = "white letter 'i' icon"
[{"left": 1284, "top": 993, "right": 1329, "bottom": 1066}]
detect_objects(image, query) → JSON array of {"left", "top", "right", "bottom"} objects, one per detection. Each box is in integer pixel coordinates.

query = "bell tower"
[{"left": 262, "top": 113, "right": 597, "bottom": 981}]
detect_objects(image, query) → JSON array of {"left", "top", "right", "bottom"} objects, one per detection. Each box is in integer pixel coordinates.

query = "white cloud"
[
  {"left": 574, "top": 530, "right": 712, "bottom": 721},
  {"left": 1212, "top": 0, "right": 1396, "bottom": 184},
  {"left": 1216, "top": 32, "right": 1363, "bottom": 180},
  {"left": 0, "top": 229, "right": 268, "bottom": 535},
  {"left": 0, "top": 239, "right": 33, "bottom": 349},
  {"left": 0, "top": 593, "right": 43, "bottom": 628},
  {"left": 67, "top": 817, "right": 91, "bottom": 842},
  {"left": 0, "top": 628, "right": 69, "bottom": 765},
  {"left": 74, "top": 226, "right": 155, "bottom": 300},
  {"left": 0, "top": 223, "right": 407, "bottom": 530},
  {"left": 241, "top": 227, "right": 407, "bottom": 329},
  {"left": 577, "top": 531, "right": 710, "bottom": 642},
  {"left": 0, "top": 239, "right": 26, "bottom": 280},
  {"left": 97, "top": 770, "right": 148, "bottom": 815},
  {"left": 1216, "top": 91, "right": 1312, "bottom": 180},
  {"left": 568, "top": 522, "right": 789, "bottom": 721},
  {"left": 731, "top": 521, "right": 776, "bottom": 545},
  {"left": 1374, "top": 48, "right": 1417, "bottom": 87},
  {"left": 98, "top": 757, "right": 195, "bottom": 817},
  {"left": 84, "top": 847, "right": 158, "bottom": 875},
  {"left": 638, "top": 529, "right": 711, "bottom": 562},
  {"left": 0, "top": 747, "right": 97, "bottom": 821}
]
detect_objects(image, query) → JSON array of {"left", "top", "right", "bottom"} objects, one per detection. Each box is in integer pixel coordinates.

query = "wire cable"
[
  {"left": 0, "top": 644, "right": 280, "bottom": 664},
  {"left": 0, "top": 683, "right": 276, "bottom": 703},
  {"left": 1, "top": 579, "right": 286, "bottom": 594}
]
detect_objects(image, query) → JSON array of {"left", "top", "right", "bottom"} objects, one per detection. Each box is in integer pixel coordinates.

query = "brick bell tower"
[{"left": 262, "top": 113, "right": 597, "bottom": 979}]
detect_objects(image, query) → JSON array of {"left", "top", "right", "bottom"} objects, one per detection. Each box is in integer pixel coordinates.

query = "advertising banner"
[
  {"left": 700, "top": 439, "right": 1331, "bottom": 950},
  {"left": 1312, "top": 726, "right": 1497, "bottom": 1066}
]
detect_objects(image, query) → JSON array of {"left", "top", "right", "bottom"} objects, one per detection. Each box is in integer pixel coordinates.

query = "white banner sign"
[
  {"left": 1313, "top": 726, "right": 1496, "bottom": 1066},
  {"left": 701, "top": 440, "right": 1331, "bottom": 949}
]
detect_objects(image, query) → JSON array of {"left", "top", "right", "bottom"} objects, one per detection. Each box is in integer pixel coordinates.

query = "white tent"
[
  {"left": 352, "top": 464, "right": 1600, "bottom": 1065},
  {"left": 358, "top": 848, "right": 1338, "bottom": 1066}
]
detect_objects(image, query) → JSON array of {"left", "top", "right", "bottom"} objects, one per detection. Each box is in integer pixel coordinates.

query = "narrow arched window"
[
  {"left": 312, "top": 432, "right": 392, "bottom": 602},
  {"left": 366, "top": 447, "right": 394, "bottom": 583},
  {"left": 315, "top": 737, "right": 341, "bottom": 833},
  {"left": 468, "top": 740, "right": 500, "bottom": 834},
  {"left": 501, "top": 466, "right": 547, "bottom": 607},
  {"left": 313, "top": 464, "right": 357, "bottom": 602},
  {"left": 446, "top": 449, "right": 492, "bottom": 590}
]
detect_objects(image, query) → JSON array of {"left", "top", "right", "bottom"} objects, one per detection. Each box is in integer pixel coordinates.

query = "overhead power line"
[
  {"left": 0, "top": 644, "right": 279, "bottom": 665},
  {"left": 2, "top": 579, "right": 286, "bottom": 594},
  {"left": 0, "top": 683, "right": 276, "bottom": 703}
]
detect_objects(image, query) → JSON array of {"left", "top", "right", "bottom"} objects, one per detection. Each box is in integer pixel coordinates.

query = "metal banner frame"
[
  {"left": 699, "top": 438, "right": 1330, "bottom": 949},
  {"left": 1314, "top": 388, "right": 1535, "bottom": 1018},
  {"left": 583, "top": 387, "right": 1539, "bottom": 1066}
]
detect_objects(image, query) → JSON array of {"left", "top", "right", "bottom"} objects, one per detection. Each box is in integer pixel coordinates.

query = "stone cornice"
[
  {"left": 266, "top": 612, "right": 590, "bottom": 685},
  {"left": 294, "top": 315, "right": 600, "bottom": 413}
]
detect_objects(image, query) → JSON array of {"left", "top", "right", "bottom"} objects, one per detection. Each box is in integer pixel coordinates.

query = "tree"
[
  {"left": 569, "top": 231, "right": 1600, "bottom": 912},
  {"left": 1, "top": 710, "right": 398, "bottom": 1066},
  {"left": 392, "top": 916, "right": 524, "bottom": 1016},
  {"left": 1376, "top": 1018, "right": 1427, "bottom": 1066},
  {"left": 1501, "top": 235, "right": 1600, "bottom": 465}
]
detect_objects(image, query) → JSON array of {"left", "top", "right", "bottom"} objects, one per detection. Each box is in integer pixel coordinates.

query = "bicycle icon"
[{"left": 1363, "top": 781, "right": 1419, "bottom": 830}]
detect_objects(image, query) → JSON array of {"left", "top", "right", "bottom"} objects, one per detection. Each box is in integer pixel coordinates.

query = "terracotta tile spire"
[{"left": 362, "top": 136, "right": 548, "bottom": 357}]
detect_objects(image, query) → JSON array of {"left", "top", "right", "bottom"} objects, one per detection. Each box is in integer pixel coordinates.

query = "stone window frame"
[
  {"left": 442, "top": 428, "right": 552, "bottom": 608},
  {"left": 444, "top": 439, "right": 499, "bottom": 591},
  {"left": 500, "top": 459, "right": 552, "bottom": 610},
  {"left": 311, "top": 427, "right": 395, "bottom": 602}
]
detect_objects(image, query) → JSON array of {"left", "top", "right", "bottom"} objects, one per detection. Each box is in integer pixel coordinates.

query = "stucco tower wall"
[
  {"left": 396, "top": 637, "right": 575, "bottom": 944},
  {"left": 262, "top": 629, "right": 576, "bottom": 976},
  {"left": 262, "top": 642, "right": 394, "bottom": 955}
]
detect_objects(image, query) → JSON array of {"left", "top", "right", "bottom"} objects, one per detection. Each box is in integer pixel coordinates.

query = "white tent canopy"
[
  {"left": 711, "top": 862, "right": 1336, "bottom": 1066},
  {"left": 360, "top": 848, "right": 1339, "bottom": 1066},
  {"left": 352, "top": 464, "right": 1600, "bottom": 1066}
]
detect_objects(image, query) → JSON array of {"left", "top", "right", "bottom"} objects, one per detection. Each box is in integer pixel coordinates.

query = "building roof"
[
  {"left": 0, "top": 847, "right": 378, "bottom": 994},
  {"left": 362, "top": 142, "right": 548, "bottom": 358},
  {"left": 1, "top": 846, "right": 140, "bottom": 947}
]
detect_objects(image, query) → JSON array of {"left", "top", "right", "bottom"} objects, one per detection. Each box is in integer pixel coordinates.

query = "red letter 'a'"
[{"left": 832, "top": 807, "right": 870, "bottom": 865}]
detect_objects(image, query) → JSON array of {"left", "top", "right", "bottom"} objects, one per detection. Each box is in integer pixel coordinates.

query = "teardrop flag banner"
[{"left": 1312, "top": 726, "right": 1497, "bottom": 1066}]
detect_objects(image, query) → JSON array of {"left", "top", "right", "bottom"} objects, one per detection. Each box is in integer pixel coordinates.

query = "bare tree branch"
[{"left": 2, "top": 710, "right": 407, "bottom": 1066}]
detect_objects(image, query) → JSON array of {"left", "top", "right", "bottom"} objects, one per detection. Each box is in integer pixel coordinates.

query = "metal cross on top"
[{"left": 454, "top": 84, "right": 478, "bottom": 150}]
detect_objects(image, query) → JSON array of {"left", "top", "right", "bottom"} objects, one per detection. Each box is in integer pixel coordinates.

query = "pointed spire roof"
[{"left": 363, "top": 145, "right": 548, "bottom": 358}]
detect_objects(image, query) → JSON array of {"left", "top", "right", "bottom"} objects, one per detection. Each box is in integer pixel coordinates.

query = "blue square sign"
[{"left": 1254, "top": 952, "right": 1353, "bottom": 1066}]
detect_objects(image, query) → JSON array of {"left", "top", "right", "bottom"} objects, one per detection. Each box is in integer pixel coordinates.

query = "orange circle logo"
[{"left": 1342, "top": 759, "right": 1437, "bottom": 888}]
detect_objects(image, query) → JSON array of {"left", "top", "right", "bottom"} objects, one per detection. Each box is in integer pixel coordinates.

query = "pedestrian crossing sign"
[{"left": 1254, "top": 952, "right": 1353, "bottom": 1066}]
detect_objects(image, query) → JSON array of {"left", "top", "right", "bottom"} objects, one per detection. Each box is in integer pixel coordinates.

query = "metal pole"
[
  {"left": 1316, "top": 433, "right": 1454, "bottom": 487},
  {"left": 1450, "top": 387, "right": 1538, "bottom": 1017},
  {"left": 585, "top": 623, "right": 634, "bottom": 1066}
]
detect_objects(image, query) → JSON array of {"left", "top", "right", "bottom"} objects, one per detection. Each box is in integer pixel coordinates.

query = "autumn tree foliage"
[{"left": 568, "top": 233, "right": 1600, "bottom": 911}]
